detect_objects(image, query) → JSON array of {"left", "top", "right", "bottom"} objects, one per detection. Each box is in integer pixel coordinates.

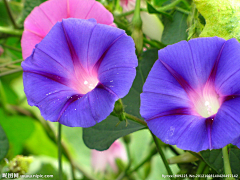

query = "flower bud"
[
  {"left": 167, "top": 152, "right": 199, "bottom": 164},
  {"left": 91, "top": 140, "right": 127, "bottom": 172}
]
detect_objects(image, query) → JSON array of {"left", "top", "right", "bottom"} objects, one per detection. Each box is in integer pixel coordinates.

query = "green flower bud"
[{"left": 167, "top": 152, "right": 199, "bottom": 164}]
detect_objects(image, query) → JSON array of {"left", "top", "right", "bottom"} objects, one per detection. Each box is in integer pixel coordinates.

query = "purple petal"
[
  {"left": 98, "top": 67, "right": 136, "bottom": 98},
  {"left": 22, "top": 19, "right": 137, "bottom": 127},
  {"left": 148, "top": 115, "right": 209, "bottom": 152},
  {"left": 87, "top": 24, "right": 125, "bottom": 71},
  {"left": 22, "top": 47, "right": 75, "bottom": 79},
  {"left": 96, "top": 35, "right": 138, "bottom": 74},
  {"left": 61, "top": 18, "right": 97, "bottom": 70},
  {"left": 59, "top": 87, "right": 117, "bottom": 127},
  {"left": 215, "top": 38, "right": 240, "bottom": 96},
  {"left": 35, "top": 22, "right": 75, "bottom": 72},
  {"left": 140, "top": 91, "right": 192, "bottom": 120},
  {"left": 188, "top": 37, "right": 226, "bottom": 88},
  {"left": 211, "top": 97, "right": 240, "bottom": 149},
  {"left": 22, "top": 72, "right": 78, "bottom": 122},
  {"left": 158, "top": 37, "right": 226, "bottom": 89},
  {"left": 142, "top": 60, "right": 189, "bottom": 99}
]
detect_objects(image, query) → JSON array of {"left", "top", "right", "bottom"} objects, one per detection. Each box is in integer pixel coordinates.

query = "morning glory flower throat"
[
  {"left": 140, "top": 37, "right": 240, "bottom": 152},
  {"left": 22, "top": 18, "right": 137, "bottom": 127}
]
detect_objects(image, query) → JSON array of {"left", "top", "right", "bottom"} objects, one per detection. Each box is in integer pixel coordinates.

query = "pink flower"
[
  {"left": 91, "top": 141, "right": 127, "bottom": 172},
  {"left": 21, "top": 0, "right": 114, "bottom": 59}
]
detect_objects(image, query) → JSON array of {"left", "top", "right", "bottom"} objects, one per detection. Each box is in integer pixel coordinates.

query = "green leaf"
[
  {"left": 161, "top": 11, "right": 188, "bottom": 45},
  {"left": 194, "top": 0, "right": 240, "bottom": 41},
  {"left": 0, "top": 124, "right": 9, "bottom": 161},
  {"left": 123, "top": 49, "right": 159, "bottom": 118},
  {"left": 153, "top": 0, "right": 169, "bottom": 7},
  {"left": 83, "top": 49, "right": 159, "bottom": 150},
  {"left": 83, "top": 115, "right": 144, "bottom": 150},
  {"left": 21, "top": 0, "right": 47, "bottom": 22},
  {"left": 229, "top": 148, "right": 240, "bottom": 176},
  {"left": 200, "top": 149, "right": 224, "bottom": 174},
  {"left": 0, "top": 1, "right": 11, "bottom": 26},
  {"left": 0, "top": 108, "right": 35, "bottom": 156},
  {"left": 24, "top": 121, "right": 58, "bottom": 158}
]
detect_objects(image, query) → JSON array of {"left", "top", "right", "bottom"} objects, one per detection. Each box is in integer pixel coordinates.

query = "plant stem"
[
  {"left": 0, "top": 26, "right": 23, "bottom": 36},
  {"left": 2, "top": 0, "right": 19, "bottom": 29},
  {"left": 128, "top": 145, "right": 157, "bottom": 174},
  {"left": 133, "top": 0, "right": 141, "bottom": 18},
  {"left": 175, "top": 7, "right": 190, "bottom": 14},
  {"left": 194, "top": 161, "right": 206, "bottom": 180},
  {"left": 222, "top": 146, "right": 234, "bottom": 180},
  {"left": 143, "top": 37, "right": 166, "bottom": 49},
  {"left": 125, "top": 113, "right": 147, "bottom": 127},
  {"left": 58, "top": 123, "right": 63, "bottom": 180},
  {"left": 156, "top": 0, "right": 182, "bottom": 12},
  {"left": 114, "top": 8, "right": 146, "bottom": 18},
  {"left": 0, "top": 59, "right": 23, "bottom": 68},
  {"left": 2, "top": 44, "right": 22, "bottom": 52},
  {"left": 116, "top": 144, "right": 157, "bottom": 180},
  {"left": 0, "top": 67, "right": 22, "bottom": 77},
  {"left": 151, "top": 132, "right": 174, "bottom": 178}
]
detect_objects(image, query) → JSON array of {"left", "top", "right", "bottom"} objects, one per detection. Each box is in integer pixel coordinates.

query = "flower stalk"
[
  {"left": 58, "top": 123, "right": 63, "bottom": 180},
  {"left": 222, "top": 146, "right": 234, "bottom": 180},
  {"left": 131, "top": 0, "right": 143, "bottom": 55},
  {"left": 0, "top": 26, "right": 23, "bottom": 36},
  {"left": 151, "top": 132, "right": 174, "bottom": 178}
]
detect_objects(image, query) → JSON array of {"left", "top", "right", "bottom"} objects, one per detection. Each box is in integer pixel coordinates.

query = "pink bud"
[
  {"left": 0, "top": 46, "right": 3, "bottom": 56},
  {"left": 91, "top": 140, "right": 127, "bottom": 172}
]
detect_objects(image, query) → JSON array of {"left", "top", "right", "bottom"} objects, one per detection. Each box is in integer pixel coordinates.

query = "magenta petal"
[
  {"left": 21, "top": 0, "right": 114, "bottom": 59},
  {"left": 21, "top": 31, "right": 43, "bottom": 60},
  {"left": 91, "top": 140, "right": 127, "bottom": 172},
  {"left": 85, "top": 1, "right": 114, "bottom": 25}
]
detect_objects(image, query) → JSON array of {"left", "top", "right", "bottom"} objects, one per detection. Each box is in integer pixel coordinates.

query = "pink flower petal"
[
  {"left": 21, "top": 0, "right": 114, "bottom": 59},
  {"left": 91, "top": 140, "right": 127, "bottom": 172}
]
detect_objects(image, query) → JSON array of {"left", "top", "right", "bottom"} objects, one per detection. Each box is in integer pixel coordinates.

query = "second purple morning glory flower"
[
  {"left": 22, "top": 18, "right": 137, "bottom": 127},
  {"left": 140, "top": 37, "right": 240, "bottom": 152}
]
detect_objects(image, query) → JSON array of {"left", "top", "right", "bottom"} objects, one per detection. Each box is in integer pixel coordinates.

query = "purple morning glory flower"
[
  {"left": 140, "top": 37, "right": 240, "bottom": 152},
  {"left": 21, "top": 18, "right": 137, "bottom": 127}
]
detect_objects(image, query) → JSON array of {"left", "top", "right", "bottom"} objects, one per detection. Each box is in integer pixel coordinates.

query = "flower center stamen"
[{"left": 192, "top": 85, "right": 221, "bottom": 118}]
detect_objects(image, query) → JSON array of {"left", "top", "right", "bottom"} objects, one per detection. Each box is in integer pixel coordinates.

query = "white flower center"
[{"left": 194, "top": 88, "right": 220, "bottom": 118}]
